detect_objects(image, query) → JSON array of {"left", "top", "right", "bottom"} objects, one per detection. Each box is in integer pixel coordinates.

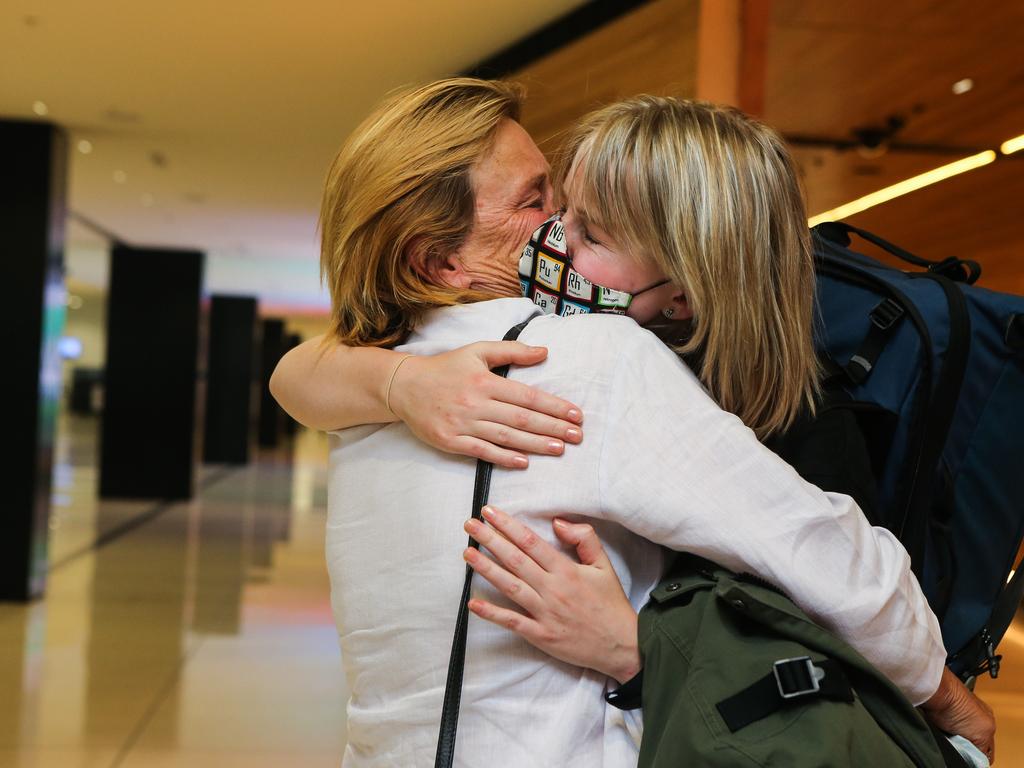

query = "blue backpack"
[{"left": 812, "top": 221, "right": 1024, "bottom": 684}]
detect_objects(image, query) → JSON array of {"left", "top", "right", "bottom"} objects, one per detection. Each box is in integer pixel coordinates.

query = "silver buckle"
[{"left": 773, "top": 657, "right": 821, "bottom": 699}]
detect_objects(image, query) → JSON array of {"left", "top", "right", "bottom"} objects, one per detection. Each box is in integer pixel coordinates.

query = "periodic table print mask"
[{"left": 518, "top": 215, "right": 636, "bottom": 317}]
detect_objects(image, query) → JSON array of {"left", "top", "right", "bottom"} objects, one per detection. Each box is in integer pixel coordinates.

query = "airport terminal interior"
[{"left": 3, "top": 1, "right": 1024, "bottom": 766}]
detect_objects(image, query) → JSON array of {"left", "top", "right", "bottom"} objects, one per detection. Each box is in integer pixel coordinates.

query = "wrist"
[
  {"left": 605, "top": 612, "right": 642, "bottom": 685},
  {"left": 608, "top": 647, "right": 643, "bottom": 686},
  {"left": 384, "top": 354, "right": 416, "bottom": 421},
  {"left": 921, "top": 667, "right": 957, "bottom": 713}
]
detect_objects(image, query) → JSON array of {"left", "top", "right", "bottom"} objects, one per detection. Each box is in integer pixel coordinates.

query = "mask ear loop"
[{"left": 633, "top": 278, "right": 672, "bottom": 296}]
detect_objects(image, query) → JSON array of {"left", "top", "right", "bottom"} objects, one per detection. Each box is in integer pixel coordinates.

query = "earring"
[{"left": 662, "top": 307, "right": 675, "bottom": 318}]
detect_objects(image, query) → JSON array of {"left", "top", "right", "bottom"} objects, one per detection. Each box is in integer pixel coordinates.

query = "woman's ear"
[
  {"left": 406, "top": 237, "right": 472, "bottom": 289},
  {"left": 667, "top": 290, "right": 694, "bottom": 321}
]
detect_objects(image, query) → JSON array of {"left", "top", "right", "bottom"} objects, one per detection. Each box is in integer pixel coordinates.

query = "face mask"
[{"left": 519, "top": 214, "right": 668, "bottom": 316}]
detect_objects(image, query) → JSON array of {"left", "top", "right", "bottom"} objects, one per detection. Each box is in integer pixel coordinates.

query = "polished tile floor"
[
  {"left": 0, "top": 416, "right": 347, "bottom": 767},
  {"left": 2, "top": 415, "right": 1022, "bottom": 766}
]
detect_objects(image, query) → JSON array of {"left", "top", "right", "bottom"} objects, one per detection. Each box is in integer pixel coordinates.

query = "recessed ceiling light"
[
  {"left": 66, "top": 294, "right": 83, "bottom": 309},
  {"left": 141, "top": 193, "right": 154, "bottom": 207},
  {"left": 77, "top": 139, "right": 93, "bottom": 154},
  {"left": 32, "top": 100, "right": 48, "bottom": 116},
  {"left": 952, "top": 78, "right": 974, "bottom": 95},
  {"left": 113, "top": 170, "right": 127, "bottom": 184}
]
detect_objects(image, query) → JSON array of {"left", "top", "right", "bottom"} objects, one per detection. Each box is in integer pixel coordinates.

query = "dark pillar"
[
  {"left": 284, "top": 333, "right": 302, "bottom": 437},
  {"left": 100, "top": 246, "right": 203, "bottom": 499},
  {"left": 0, "top": 120, "right": 66, "bottom": 601},
  {"left": 203, "top": 295, "right": 258, "bottom": 464},
  {"left": 257, "top": 318, "right": 286, "bottom": 448}
]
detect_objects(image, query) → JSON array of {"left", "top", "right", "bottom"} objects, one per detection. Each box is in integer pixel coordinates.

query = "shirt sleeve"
[{"left": 593, "top": 326, "right": 946, "bottom": 706}]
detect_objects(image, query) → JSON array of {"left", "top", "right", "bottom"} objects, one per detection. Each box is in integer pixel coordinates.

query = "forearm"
[
  {"left": 599, "top": 340, "right": 946, "bottom": 704},
  {"left": 269, "top": 335, "right": 404, "bottom": 431}
]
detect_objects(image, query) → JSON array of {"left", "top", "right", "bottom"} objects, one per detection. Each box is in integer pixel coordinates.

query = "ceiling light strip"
[
  {"left": 1001, "top": 134, "right": 1024, "bottom": 155},
  {"left": 807, "top": 150, "right": 997, "bottom": 227}
]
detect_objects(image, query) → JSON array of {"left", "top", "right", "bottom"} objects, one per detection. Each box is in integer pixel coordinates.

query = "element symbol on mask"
[{"left": 519, "top": 215, "right": 632, "bottom": 316}]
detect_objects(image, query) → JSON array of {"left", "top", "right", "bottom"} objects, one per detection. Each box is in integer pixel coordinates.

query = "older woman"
[{"left": 292, "top": 79, "right": 985, "bottom": 766}]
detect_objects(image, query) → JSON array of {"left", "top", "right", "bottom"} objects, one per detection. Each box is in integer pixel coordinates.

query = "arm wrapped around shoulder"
[{"left": 589, "top": 322, "right": 946, "bottom": 706}]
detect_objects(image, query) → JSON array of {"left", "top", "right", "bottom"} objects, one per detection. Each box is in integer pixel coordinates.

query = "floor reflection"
[{"left": 0, "top": 416, "right": 345, "bottom": 767}]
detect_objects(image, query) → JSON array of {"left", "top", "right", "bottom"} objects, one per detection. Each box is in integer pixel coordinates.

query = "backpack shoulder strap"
[{"left": 435, "top": 317, "right": 533, "bottom": 767}]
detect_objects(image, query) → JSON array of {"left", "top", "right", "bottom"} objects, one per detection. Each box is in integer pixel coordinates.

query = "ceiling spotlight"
[
  {"left": 952, "top": 78, "right": 974, "bottom": 95},
  {"left": 141, "top": 193, "right": 154, "bottom": 207},
  {"left": 66, "top": 294, "right": 84, "bottom": 310},
  {"left": 32, "top": 100, "right": 48, "bottom": 116},
  {"left": 77, "top": 139, "right": 93, "bottom": 154},
  {"left": 113, "top": 170, "right": 127, "bottom": 184}
]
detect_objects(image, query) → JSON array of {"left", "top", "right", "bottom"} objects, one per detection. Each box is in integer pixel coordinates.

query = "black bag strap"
[
  {"left": 716, "top": 657, "right": 854, "bottom": 732},
  {"left": 814, "top": 221, "right": 981, "bottom": 284},
  {"left": 435, "top": 318, "right": 533, "bottom": 768}
]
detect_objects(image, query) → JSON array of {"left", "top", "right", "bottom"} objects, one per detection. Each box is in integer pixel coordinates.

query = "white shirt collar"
[{"left": 397, "top": 297, "right": 542, "bottom": 355}]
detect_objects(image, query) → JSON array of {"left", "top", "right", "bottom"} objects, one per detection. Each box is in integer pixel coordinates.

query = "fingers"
[
  {"left": 477, "top": 401, "right": 583, "bottom": 445},
  {"left": 463, "top": 548, "right": 542, "bottom": 615},
  {"left": 466, "top": 516, "right": 551, "bottom": 587},
  {"left": 468, "top": 421, "right": 568, "bottom": 459},
  {"left": 473, "top": 340, "right": 549, "bottom": 369},
  {"left": 552, "top": 519, "right": 614, "bottom": 569},
  {"left": 470, "top": 351, "right": 582, "bottom": 425},
  {"left": 478, "top": 506, "right": 573, "bottom": 574},
  {"left": 446, "top": 436, "right": 530, "bottom": 470},
  {"left": 467, "top": 597, "right": 546, "bottom": 641}
]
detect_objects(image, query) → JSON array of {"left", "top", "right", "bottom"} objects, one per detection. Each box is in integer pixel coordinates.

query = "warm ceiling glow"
[
  {"left": 141, "top": 193, "right": 154, "bottom": 207},
  {"left": 77, "top": 139, "right": 93, "bottom": 154},
  {"left": 113, "top": 170, "right": 127, "bottom": 184},
  {"left": 952, "top": 78, "right": 974, "bottom": 95},
  {"left": 32, "top": 100, "right": 48, "bottom": 116},
  {"left": 808, "top": 150, "right": 997, "bottom": 226},
  {"left": 1001, "top": 134, "right": 1024, "bottom": 155}
]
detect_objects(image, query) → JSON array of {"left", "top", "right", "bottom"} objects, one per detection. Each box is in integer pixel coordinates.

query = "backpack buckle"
[
  {"left": 773, "top": 657, "right": 822, "bottom": 699},
  {"left": 870, "top": 299, "right": 904, "bottom": 331}
]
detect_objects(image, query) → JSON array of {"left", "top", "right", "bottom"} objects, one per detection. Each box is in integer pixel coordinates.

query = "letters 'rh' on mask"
[{"left": 519, "top": 215, "right": 667, "bottom": 316}]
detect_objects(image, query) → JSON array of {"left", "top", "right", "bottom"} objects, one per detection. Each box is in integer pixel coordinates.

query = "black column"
[
  {"left": 203, "top": 295, "right": 258, "bottom": 464},
  {"left": 99, "top": 246, "right": 203, "bottom": 500},
  {"left": 257, "top": 318, "right": 286, "bottom": 448},
  {"left": 283, "top": 333, "right": 302, "bottom": 437},
  {"left": 0, "top": 120, "right": 66, "bottom": 601}
]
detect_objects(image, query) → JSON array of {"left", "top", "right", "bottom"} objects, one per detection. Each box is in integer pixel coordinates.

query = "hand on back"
[{"left": 388, "top": 342, "right": 584, "bottom": 469}]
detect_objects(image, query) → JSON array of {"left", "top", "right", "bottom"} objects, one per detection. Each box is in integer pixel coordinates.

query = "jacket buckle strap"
[
  {"left": 774, "top": 656, "right": 822, "bottom": 699},
  {"left": 716, "top": 658, "right": 853, "bottom": 733}
]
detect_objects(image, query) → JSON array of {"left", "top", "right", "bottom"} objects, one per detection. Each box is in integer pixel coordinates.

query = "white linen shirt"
[{"left": 326, "top": 297, "right": 945, "bottom": 768}]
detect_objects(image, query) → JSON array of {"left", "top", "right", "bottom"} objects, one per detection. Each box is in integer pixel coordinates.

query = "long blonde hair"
[
  {"left": 561, "top": 97, "right": 819, "bottom": 438},
  {"left": 319, "top": 78, "right": 524, "bottom": 347}
]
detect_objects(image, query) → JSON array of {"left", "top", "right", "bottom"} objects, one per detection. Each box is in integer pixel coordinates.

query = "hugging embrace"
[{"left": 271, "top": 79, "right": 995, "bottom": 767}]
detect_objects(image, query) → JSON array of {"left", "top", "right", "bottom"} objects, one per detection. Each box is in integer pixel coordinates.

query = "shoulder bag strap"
[{"left": 435, "top": 318, "right": 534, "bottom": 767}]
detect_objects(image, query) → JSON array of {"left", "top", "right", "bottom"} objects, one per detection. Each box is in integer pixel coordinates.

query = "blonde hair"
[
  {"left": 561, "top": 97, "right": 819, "bottom": 438},
  {"left": 319, "top": 78, "right": 524, "bottom": 347}
]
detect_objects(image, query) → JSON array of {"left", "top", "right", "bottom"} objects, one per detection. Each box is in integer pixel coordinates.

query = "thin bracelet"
[{"left": 384, "top": 354, "right": 415, "bottom": 415}]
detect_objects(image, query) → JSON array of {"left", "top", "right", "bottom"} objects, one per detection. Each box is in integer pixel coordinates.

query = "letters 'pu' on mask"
[{"left": 518, "top": 215, "right": 634, "bottom": 316}]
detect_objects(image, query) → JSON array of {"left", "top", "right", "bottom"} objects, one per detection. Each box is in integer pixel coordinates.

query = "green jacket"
[{"left": 633, "top": 557, "right": 947, "bottom": 767}]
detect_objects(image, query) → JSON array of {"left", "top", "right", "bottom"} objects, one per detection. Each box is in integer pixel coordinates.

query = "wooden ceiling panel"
[
  {"left": 511, "top": 0, "right": 700, "bottom": 152},
  {"left": 839, "top": 158, "right": 1024, "bottom": 295},
  {"left": 766, "top": 0, "right": 1024, "bottom": 148}
]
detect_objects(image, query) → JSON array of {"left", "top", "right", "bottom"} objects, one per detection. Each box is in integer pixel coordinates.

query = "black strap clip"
[
  {"left": 716, "top": 657, "right": 852, "bottom": 732},
  {"left": 773, "top": 656, "right": 822, "bottom": 699},
  {"left": 869, "top": 298, "right": 904, "bottom": 331}
]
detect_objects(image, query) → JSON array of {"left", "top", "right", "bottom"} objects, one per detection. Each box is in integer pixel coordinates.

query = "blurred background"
[{"left": 2, "top": 1, "right": 1022, "bottom": 766}]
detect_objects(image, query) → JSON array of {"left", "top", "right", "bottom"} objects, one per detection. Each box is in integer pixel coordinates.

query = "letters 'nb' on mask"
[{"left": 519, "top": 214, "right": 667, "bottom": 316}]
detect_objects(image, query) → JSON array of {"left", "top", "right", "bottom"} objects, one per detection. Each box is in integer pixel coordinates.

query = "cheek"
[
  {"left": 569, "top": 249, "right": 624, "bottom": 288},
  {"left": 514, "top": 209, "right": 551, "bottom": 248}
]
